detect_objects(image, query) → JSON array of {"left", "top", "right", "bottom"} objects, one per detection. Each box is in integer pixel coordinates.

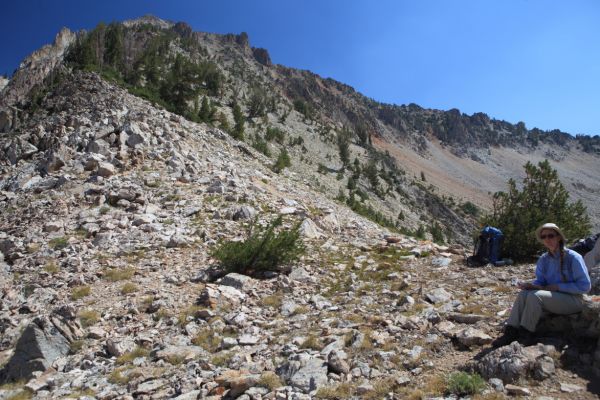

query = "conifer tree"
[
  {"left": 232, "top": 101, "right": 245, "bottom": 140},
  {"left": 481, "top": 160, "right": 590, "bottom": 260}
]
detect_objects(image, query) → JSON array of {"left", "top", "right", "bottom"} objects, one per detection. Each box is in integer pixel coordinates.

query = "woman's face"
[{"left": 540, "top": 229, "right": 560, "bottom": 251}]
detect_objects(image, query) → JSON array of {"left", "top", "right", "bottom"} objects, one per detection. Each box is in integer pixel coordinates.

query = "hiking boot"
[
  {"left": 492, "top": 326, "right": 520, "bottom": 348},
  {"left": 516, "top": 328, "right": 538, "bottom": 346}
]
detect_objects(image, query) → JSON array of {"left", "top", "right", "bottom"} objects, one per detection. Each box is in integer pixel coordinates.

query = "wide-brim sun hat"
[{"left": 535, "top": 223, "right": 566, "bottom": 244}]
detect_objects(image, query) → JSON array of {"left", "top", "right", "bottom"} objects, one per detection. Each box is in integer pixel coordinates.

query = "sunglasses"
[{"left": 540, "top": 233, "right": 557, "bottom": 240}]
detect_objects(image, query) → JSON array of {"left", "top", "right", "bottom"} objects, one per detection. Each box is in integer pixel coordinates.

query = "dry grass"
[
  {"left": 78, "top": 309, "right": 100, "bottom": 327},
  {"left": 423, "top": 374, "right": 447, "bottom": 396},
  {"left": 258, "top": 372, "right": 283, "bottom": 391},
  {"left": 300, "top": 334, "right": 324, "bottom": 351},
  {"left": 116, "top": 347, "right": 150, "bottom": 365},
  {"left": 177, "top": 305, "right": 205, "bottom": 326},
  {"left": 261, "top": 292, "right": 284, "bottom": 308},
  {"left": 43, "top": 260, "right": 59, "bottom": 274},
  {"left": 103, "top": 266, "right": 135, "bottom": 282},
  {"left": 210, "top": 351, "right": 233, "bottom": 367},
  {"left": 71, "top": 285, "right": 91, "bottom": 300},
  {"left": 120, "top": 282, "right": 138, "bottom": 295},
  {"left": 316, "top": 382, "right": 356, "bottom": 399},
  {"left": 192, "top": 328, "right": 221, "bottom": 352}
]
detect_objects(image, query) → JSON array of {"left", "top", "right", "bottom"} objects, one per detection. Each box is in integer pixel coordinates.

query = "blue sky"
[{"left": 3, "top": 0, "right": 600, "bottom": 136}]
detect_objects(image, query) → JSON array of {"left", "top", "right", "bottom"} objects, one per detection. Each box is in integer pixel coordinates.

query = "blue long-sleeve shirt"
[{"left": 532, "top": 248, "right": 591, "bottom": 294}]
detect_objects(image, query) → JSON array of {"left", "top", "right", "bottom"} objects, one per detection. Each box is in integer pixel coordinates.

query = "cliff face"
[{"left": 0, "top": 28, "right": 76, "bottom": 108}]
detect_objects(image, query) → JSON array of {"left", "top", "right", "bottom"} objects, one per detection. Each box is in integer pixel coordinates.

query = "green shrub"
[
  {"left": 445, "top": 372, "right": 486, "bottom": 396},
  {"left": 272, "top": 149, "right": 291, "bottom": 173},
  {"left": 231, "top": 101, "right": 245, "bottom": 140},
  {"left": 211, "top": 216, "right": 304, "bottom": 275},
  {"left": 252, "top": 136, "right": 271, "bottom": 157},
  {"left": 460, "top": 201, "right": 479, "bottom": 216},
  {"left": 265, "top": 126, "right": 285, "bottom": 144},
  {"left": 481, "top": 160, "right": 590, "bottom": 260},
  {"left": 49, "top": 236, "right": 69, "bottom": 250},
  {"left": 293, "top": 99, "right": 314, "bottom": 119},
  {"left": 429, "top": 222, "right": 444, "bottom": 244}
]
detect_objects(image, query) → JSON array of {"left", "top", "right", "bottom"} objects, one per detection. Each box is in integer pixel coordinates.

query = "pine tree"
[
  {"left": 198, "top": 97, "right": 212, "bottom": 122},
  {"left": 481, "top": 160, "right": 590, "bottom": 260},
  {"left": 232, "top": 101, "right": 245, "bottom": 140}
]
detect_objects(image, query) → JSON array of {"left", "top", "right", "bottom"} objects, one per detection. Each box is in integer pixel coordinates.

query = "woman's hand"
[{"left": 518, "top": 281, "right": 543, "bottom": 290}]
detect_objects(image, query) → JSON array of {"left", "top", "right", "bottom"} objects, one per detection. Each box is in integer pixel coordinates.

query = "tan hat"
[{"left": 535, "top": 223, "right": 566, "bottom": 244}]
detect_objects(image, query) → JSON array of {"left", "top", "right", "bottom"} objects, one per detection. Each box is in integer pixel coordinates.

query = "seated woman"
[{"left": 496, "top": 223, "right": 591, "bottom": 346}]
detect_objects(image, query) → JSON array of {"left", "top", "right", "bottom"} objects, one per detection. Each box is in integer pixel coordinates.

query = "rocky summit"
[{"left": 1, "top": 15, "right": 600, "bottom": 400}]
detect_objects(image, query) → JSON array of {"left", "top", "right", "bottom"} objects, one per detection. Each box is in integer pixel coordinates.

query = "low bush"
[
  {"left": 212, "top": 216, "right": 304, "bottom": 275},
  {"left": 445, "top": 371, "right": 486, "bottom": 396}
]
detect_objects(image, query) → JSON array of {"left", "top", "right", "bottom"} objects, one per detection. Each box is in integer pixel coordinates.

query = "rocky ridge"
[
  {"left": 0, "top": 70, "right": 600, "bottom": 399},
  {"left": 2, "top": 17, "right": 599, "bottom": 244}
]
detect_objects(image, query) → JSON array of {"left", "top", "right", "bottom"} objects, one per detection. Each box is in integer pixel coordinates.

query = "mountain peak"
[{"left": 122, "top": 14, "right": 174, "bottom": 30}]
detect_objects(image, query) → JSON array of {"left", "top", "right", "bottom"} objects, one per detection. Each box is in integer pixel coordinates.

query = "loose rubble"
[{"left": 0, "top": 71, "right": 599, "bottom": 399}]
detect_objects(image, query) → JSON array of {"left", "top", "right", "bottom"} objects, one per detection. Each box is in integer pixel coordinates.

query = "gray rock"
[
  {"left": 455, "top": 327, "right": 493, "bottom": 347},
  {"left": 473, "top": 342, "right": 532, "bottom": 383},
  {"left": 533, "top": 356, "right": 555, "bottom": 380},
  {"left": 327, "top": 350, "right": 350, "bottom": 374},
  {"left": 431, "top": 257, "right": 452, "bottom": 267},
  {"left": 221, "top": 337, "right": 238, "bottom": 350},
  {"left": 134, "top": 378, "right": 166, "bottom": 395},
  {"left": 219, "top": 273, "right": 256, "bottom": 291},
  {"left": 232, "top": 206, "right": 257, "bottom": 221},
  {"left": 43, "top": 221, "right": 63, "bottom": 233},
  {"left": 96, "top": 162, "right": 116, "bottom": 178},
  {"left": 289, "top": 358, "right": 328, "bottom": 393},
  {"left": 289, "top": 267, "right": 312, "bottom": 283},
  {"left": 238, "top": 334, "right": 260, "bottom": 346},
  {"left": 167, "top": 234, "right": 189, "bottom": 248},
  {"left": 425, "top": 288, "right": 452, "bottom": 304},
  {"left": 106, "top": 337, "right": 136, "bottom": 357},
  {"left": 0, "top": 317, "right": 70, "bottom": 382},
  {"left": 560, "top": 382, "right": 583, "bottom": 393},
  {"left": 505, "top": 384, "right": 531, "bottom": 396},
  {"left": 300, "top": 218, "right": 321, "bottom": 239},
  {"left": 488, "top": 377, "right": 504, "bottom": 392},
  {"left": 281, "top": 301, "right": 300, "bottom": 317},
  {"left": 173, "top": 391, "right": 202, "bottom": 400}
]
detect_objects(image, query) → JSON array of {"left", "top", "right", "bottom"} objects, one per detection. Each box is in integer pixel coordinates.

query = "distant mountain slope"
[{"left": 1, "top": 15, "right": 599, "bottom": 242}]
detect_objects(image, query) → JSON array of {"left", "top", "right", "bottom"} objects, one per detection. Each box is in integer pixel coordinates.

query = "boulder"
[
  {"left": 219, "top": 273, "right": 256, "bottom": 292},
  {"left": 472, "top": 342, "right": 556, "bottom": 383},
  {"left": 197, "top": 284, "right": 246, "bottom": 309},
  {"left": 300, "top": 218, "right": 321, "bottom": 239},
  {"left": 96, "top": 162, "right": 116, "bottom": 178},
  {"left": 455, "top": 327, "right": 493, "bottom": 347},
  {"left": 425, "top": 288, "right": 452, "bottom": 304},
  {"left": 288, "top": 357, "right": 328, "bottom": 393},
  {"left": 0, "top": 317, "right": 70, "bottom": 383}
]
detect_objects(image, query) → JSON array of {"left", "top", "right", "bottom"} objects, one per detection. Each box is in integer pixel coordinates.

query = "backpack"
[
  {"left": 569, "top": 233, "right": 600, "bottom": 257},
  {"left": 467, "top": 226, "right": 503, "bottom": 266}
]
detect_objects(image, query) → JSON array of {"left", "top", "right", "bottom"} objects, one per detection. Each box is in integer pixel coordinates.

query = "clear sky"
[{"left": 3, "top": 0, "right": 600, "bottom": 136}]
